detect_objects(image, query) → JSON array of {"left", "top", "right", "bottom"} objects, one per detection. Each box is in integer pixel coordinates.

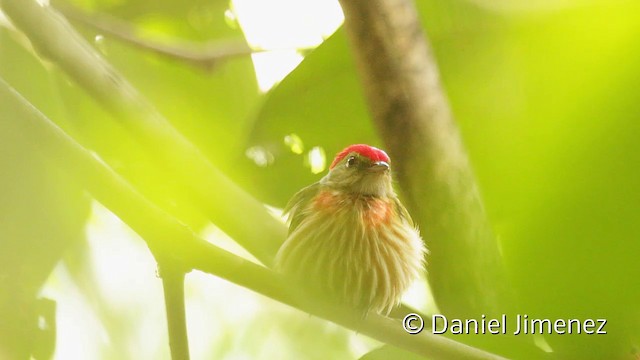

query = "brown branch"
[{"left": 337, "top": 0, "right": 510, "bottom": 316}]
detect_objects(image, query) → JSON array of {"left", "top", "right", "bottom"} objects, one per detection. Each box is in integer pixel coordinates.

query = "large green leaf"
[{"left": 241, "top": 30, "right": 377, "bottom": 206}]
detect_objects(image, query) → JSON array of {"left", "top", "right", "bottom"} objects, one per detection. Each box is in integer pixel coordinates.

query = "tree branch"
[
  {"left": 0, "top": 0, "right": 285, "bottom": 267},
  {"left": 51, "top": 1, "right": 259, "bottom": 72},
  {"left": 337, "top": 0, "right": 509, "bottom": 316},
  {"left": 0, "top": 78, "right": 506, "bottom": 360}
]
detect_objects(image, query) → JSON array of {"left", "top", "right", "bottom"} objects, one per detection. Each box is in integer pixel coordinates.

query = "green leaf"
[{"left": 242, "top": 30, "right": 380, "bottom": 206}]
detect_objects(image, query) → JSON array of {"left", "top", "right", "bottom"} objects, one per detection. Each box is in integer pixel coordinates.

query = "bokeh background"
[{"left": 1, "top": 0, "right": 640, "bottom": 359}]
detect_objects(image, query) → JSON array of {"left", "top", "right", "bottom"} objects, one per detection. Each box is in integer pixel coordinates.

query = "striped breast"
[{"left": 275, "top": 189, "right": 425, "bottom": 315}]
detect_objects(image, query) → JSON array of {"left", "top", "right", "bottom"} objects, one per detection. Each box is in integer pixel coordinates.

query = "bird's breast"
[{"left": 312, "top": 190, "right": 393, "bottom": 226}]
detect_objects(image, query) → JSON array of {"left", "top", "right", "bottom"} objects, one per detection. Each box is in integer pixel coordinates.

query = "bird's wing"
[
  {"left": 283, "top": 182, "right": 321, "bottom": 234},
  {"left": 394, "top": 197, "right": 416, "bottom": 228}
]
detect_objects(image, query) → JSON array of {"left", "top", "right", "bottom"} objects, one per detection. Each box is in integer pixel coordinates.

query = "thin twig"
[
  {"left": 0, "top": 78, "right": 507, "bottom": 360},
  {"left": 338, "top": 0, "right": 510, "bottom": 317},
  {"left": 51, "top": 1, "right": 258, "bottom": 71},
  {"left": 161, "top": 268, "right": 190, "bottom": 360}
]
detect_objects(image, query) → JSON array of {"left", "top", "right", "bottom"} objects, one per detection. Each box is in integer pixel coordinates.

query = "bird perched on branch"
[{"left": 276, "top": 144, "right": 426, "bottom": 315}]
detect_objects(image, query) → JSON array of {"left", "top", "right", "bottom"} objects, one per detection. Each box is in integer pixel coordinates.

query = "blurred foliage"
[
  {"left": 1, "top": 0, "right": 640, "bottom": 359},
  {"left": 0, "top": 25, "right": 89, "bottom": 360},
  {"left": 46, "top": 0, "right": 260, "bottom": 230},
  {"left": 359, "top": 344, "right": 424, "bottom": 360}
]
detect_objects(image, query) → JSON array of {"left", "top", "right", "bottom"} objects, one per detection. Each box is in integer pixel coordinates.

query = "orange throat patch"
[{"left": 313, "top": 190, "right": 393, "bottom": 226}]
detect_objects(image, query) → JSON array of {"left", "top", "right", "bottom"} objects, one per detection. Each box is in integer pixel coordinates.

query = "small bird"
[{"left": 275, "top": 144, "right": 426, "bottom": 315}]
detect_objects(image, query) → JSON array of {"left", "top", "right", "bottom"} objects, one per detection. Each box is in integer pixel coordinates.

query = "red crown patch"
[{"left": 330, "top": 144, "right": 390, "bottom": 169}]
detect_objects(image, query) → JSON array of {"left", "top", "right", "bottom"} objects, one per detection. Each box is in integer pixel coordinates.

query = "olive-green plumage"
[{"left": 275, "top": 144, "right": 426, "bottom": 315}]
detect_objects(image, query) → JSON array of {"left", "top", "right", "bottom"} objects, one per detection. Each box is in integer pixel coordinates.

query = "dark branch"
[{"left": 337, "top": 0, "right": 510, "bottom": 316}]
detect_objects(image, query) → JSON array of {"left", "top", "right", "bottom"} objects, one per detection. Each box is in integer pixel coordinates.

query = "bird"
[{"left": 275, "top": 144, "right": 426, "bottom": 315}]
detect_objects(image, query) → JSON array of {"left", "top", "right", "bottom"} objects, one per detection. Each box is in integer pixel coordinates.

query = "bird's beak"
[{"left": 369, "top": 161, "right": 390, "bottom": 172}]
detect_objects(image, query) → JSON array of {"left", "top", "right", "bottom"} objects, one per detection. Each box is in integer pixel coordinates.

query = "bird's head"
[{"left": 321, "top": 144, "right": 394, "bottom": 197}]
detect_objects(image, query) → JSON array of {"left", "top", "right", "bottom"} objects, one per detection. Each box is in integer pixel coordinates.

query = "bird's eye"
[{"left": 346, "top": 156, "right": 357, "bottom": 168}]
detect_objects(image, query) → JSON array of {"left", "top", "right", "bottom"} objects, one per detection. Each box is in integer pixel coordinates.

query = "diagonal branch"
[
  {"left": 337, "top": 0, "right": 510, "bottom": 317},
  {"left": 0, "top": 78, "right": 506, "bottom": 360},
  {"left": 0, "top": 0, "right": 285, "bottom": 267}
]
